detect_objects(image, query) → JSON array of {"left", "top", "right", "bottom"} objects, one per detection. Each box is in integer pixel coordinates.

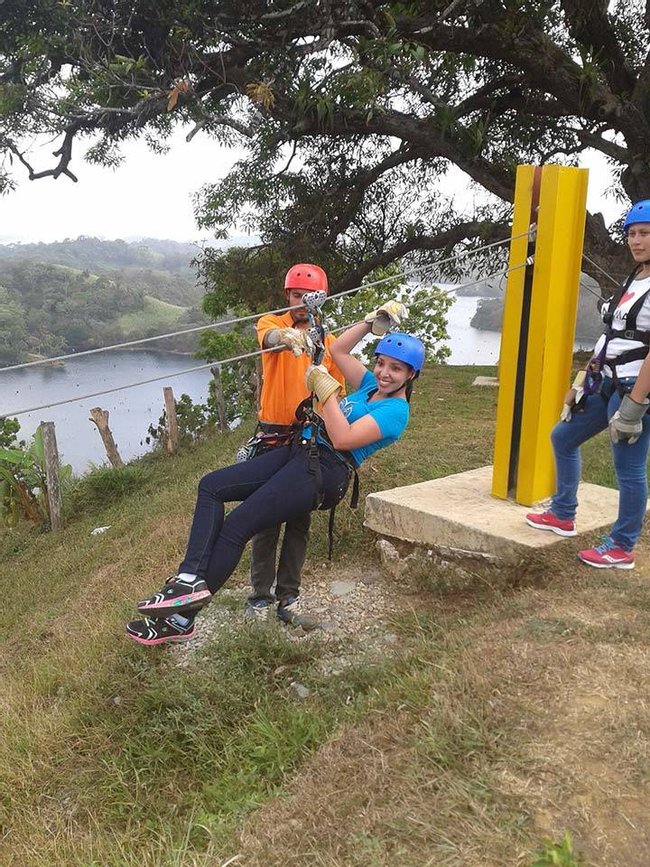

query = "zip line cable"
[
  {"left": 3, "top": 347, "right": 276, "bottom": 419},
  {"left": 581, "top": 252, "right": 622, "bottom": 288},
  {"left": 1, "top": 261, "right": 528, "bottom": 419},
  {"left": 0, "top": 232, "right": 523, "bottom": 374}
]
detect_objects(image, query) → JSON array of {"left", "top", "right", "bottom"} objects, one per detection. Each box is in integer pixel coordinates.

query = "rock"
[
  {"left": 329, "top": 579, "right": 357, "bottom": 597},
  {"left": 317, "top": 621, "right": 338, "bottom": 632},
  {"left": 290, "top": 681, "right": 310, "bottom": 699},
  {"left": 376, "top": 538, "right": 410, "bottom": 579}
]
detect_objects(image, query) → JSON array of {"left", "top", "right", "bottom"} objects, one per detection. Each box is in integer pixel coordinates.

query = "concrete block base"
[
  {"left": 472, "top": 375, "right": 499, "bottom": 387},
  {"left": 364, "top": 465, "right": 623, "bottom": 565}
]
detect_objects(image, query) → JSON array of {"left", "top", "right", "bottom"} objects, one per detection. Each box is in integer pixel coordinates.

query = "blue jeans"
[
  {"left": 178, "top": 443, "right": 350, "bottom": 594},
  {"left": 550, "top": 376, "right": 650, "bottom": 550}
]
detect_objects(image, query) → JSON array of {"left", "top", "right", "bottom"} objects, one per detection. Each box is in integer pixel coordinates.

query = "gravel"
[{"left": 171, "top": 562, "right": 401, "bottom": 673}]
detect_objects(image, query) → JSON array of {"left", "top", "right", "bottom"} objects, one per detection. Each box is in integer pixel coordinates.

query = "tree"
[{"left": 3, "top": 1, "right": 646, "bottom": 293}]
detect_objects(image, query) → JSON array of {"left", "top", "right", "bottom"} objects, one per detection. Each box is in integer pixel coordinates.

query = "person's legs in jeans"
[
  {"left": 249, "top": 526, "right": 282, "bottom": 603},
  {"left": 202, "top": 449, "right": 349, "bottom": 595},
  {"left": 275, "top": 511, "right": 312, "bottom": 601},
  {"left": 550, "top": 392, "right": 609, "bottom": 520},
  {"left": 608, "top": 389, "right": 650, "bottom": 551},
  {"left": 178, "top": 446, "right": 295, "bottom": 581}
]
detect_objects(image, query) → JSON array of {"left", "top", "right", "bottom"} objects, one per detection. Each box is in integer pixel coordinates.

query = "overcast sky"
[
  {"left": 1, "top": 127, "right": 622, "bottom": 244},
  {"left": 1, "top": 127, "right": 246, "bottom": 244}
]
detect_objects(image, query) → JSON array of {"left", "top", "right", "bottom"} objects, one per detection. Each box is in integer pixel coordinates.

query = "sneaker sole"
[
  {"left": 577, "top": 554, "right": 635, "bottom": 570},
  {"left": 125, "top": 627, "right": 196, "bottom": 646},
  {"left": 525, "top": 517, "right": 576, "bottom": 537},
  {"left": 137, "top": 590, "right": 212, "bottom": 617}
]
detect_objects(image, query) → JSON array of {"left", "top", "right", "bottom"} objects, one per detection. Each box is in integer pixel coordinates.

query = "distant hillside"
[
  {"left": 0, "top": 238, "right": 212, "bottom": 365},
  {"left": 0, "top": 237, "right": 198, "bottom": 274}
]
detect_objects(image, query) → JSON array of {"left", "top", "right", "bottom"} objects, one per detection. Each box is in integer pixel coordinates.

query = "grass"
[
  {"left": 117, "top": 295, "right": 189, "bottom": 335},
  {"left": 1, "top": 364, "right": 650, "bottom": 865}
]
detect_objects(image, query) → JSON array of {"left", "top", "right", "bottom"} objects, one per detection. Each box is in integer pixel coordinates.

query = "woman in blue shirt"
[{"left": 127, "top": 310, "right": 425, "bottom": 645}]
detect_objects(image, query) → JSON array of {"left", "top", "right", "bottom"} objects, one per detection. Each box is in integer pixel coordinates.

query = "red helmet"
[{"left": 284, "top": 263, "right": 328, "bottom": 294}]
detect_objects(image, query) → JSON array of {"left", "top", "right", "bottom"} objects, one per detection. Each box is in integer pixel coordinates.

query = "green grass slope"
[
  {"left": 1, "top": 366, "right": 648, "bottom": 867},
  {"left": 117, "top": 295, "right": 189, "bottom": 336}
]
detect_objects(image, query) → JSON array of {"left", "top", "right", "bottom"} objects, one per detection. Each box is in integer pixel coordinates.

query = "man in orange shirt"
[{"left": 247, "top": 263, "right": 345, "bottom": 627}]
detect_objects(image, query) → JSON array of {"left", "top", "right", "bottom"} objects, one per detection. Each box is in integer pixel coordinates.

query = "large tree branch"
[
  {"left": 336, "top": 221, "right": 510, "bottom": 293},
  {"left": 392, "top": 15, "right": 635, "bottom": 131},
  {"left": 560, "top": 0, "right": 637, "bottom": 97},
  {"left": 322, "top": 145, "right": 432, "bottom": 247},
  {"left": 290, "top": 107, "right": 515, "bottom": 202}
]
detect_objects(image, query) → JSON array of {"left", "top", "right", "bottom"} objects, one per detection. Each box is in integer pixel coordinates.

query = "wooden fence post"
[
  {"left": 89, "top": 407, "right": 124, "bottom": 467},
  {"left": 40, "top": 421, "right": 64, "bottom": 532},
  {"left": 163, "top": 386, "right": 179, "bottom": 454},
  {"left": 210, "top": 365, "right": 228, "bottom": 432}
]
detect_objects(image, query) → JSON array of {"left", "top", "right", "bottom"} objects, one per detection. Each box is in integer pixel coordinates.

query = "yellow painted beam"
[
  {"left": 516, "top": 166, "right": 588, "bottom": 504},
  {"left": 492, "top": 164, "right": 588, "bottom": 505},
  {"left": 491, "top": 164, "right": 536, "bottom": 499}
]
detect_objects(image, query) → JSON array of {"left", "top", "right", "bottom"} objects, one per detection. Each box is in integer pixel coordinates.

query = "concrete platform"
[
  {"left": 364, "top": 465, "right": 624, "bottom": 562},
  {"left": 472, "top": 375, "right": 499, "bottom": 387}
]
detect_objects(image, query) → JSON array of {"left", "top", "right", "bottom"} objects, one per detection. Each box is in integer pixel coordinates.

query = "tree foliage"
[{"left": 3, "top": 1, "right": 647, "bottom": 296}]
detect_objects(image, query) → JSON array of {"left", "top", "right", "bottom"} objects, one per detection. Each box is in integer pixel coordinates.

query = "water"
[
  {"left": 0, "top": 350, "right": 214, "bottom": 474},
  {"left": 0, "top": 297, "right": 590, "bottom": 473},
  {"left": 445, "top": 295, "right": 502, "bottom": 365}
]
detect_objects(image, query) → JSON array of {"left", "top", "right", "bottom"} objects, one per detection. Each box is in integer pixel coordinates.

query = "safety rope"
[{"left": 0, "top": 232, "right": 525, "bottom": 374}]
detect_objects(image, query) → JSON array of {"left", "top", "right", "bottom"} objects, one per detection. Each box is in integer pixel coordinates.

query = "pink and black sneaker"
[
  {"left": 125, "top": 616, "right": 196, "bottom": 646},
  {"left": 525, "top": 510, "right": 576, "bottom": 537},
  {"left": 578, "top": 537, "right": 635, "bottom": 570},
  {"left": 137, "top": 575, "right": 212, "bottom": 618}
]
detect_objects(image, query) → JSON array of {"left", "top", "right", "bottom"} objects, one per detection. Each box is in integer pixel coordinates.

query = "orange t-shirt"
[{"left": 256, "top": 311, "right": 345, "bottom": 426}]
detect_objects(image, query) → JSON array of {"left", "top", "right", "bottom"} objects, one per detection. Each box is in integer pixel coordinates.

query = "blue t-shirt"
[{"left": 321, "top": 370, "right": 410, "bottom": 466}]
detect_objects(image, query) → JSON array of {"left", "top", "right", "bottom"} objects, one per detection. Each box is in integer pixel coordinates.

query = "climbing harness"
[
  {"left": 601, "top": 265, "right": 650, "bottom": 395},
  {"left": 574, "top": 265, "right": 650, "bottom": 409},
  {"left": 235, "top": 423, "right": 297, "bottom": 463},
  {"left": 294, "top": 396, "right": 360, "bottom": 560},
  {"left": 300, "top": 292, "right": 360, "bottom": 558}
]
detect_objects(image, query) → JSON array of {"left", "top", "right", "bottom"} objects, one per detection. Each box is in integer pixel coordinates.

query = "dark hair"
[{"left": 405, "top": 370, "right": 419, "bottom": 403}]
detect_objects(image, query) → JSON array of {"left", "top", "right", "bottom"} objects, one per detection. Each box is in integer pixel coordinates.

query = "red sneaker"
[
  {"left": 525, "top": 510, "right": 576, "bottom": 537},
  {"left": 578, "top": 538, "right": 635, "bottom": 570}
]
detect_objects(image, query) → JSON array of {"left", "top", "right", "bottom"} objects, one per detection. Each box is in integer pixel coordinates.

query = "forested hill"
[
  {"left": 0, "top": 237, "right": 199, "bottom": 276},
  {"left": 0, "top": 237, "right": 210, "bottom": 365}
]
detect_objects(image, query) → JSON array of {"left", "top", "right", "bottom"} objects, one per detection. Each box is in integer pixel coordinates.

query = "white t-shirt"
[{"left": 595, "top": 275, "right": 650, "bottom": 378}]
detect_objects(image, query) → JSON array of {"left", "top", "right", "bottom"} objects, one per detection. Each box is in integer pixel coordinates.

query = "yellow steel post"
[
  {"left": 492, "top": 164, "right": 588, "bottom": 504},
  {"left": 516, "top": 165, "right": 588, "bottom": 503},
  {"left": 491, "top": 164, "right": 537, "bottom": 499}
]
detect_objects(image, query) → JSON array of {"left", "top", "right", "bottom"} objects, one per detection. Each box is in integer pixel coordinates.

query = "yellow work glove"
[
  {"left": 364, "top": 299, "right": 409, "bottom": 336},
  {"left": 266, "top": 327, "right": 313, "bottom": 357},
  {"left": 305, "top": 364, "right": 342, "bottom": 405}
]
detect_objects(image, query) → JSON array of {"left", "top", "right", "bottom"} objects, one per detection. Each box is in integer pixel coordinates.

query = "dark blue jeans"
[
  {"left": 550, "top": 376, "right": 650, "bottom": 550},
  {"left": 178, "top": 443, "right": 350, "bottom": 594}
]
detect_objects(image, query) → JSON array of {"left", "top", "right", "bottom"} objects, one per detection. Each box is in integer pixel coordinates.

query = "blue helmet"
[
  {"left": 624, "top": 200, "right": 650, "bottom": 231},
  {"left": 374, "top": 332, "right": 425, "bottom": 373}
]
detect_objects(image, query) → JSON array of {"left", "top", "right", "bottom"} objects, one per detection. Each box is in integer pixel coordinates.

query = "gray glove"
[{"left": 609, "top": 393, "right": 649, "bottom": 445}]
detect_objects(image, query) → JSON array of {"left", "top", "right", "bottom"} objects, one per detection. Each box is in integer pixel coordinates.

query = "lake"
[{"left": 0, "top": 296, "right": 589, "bottom": 473}]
